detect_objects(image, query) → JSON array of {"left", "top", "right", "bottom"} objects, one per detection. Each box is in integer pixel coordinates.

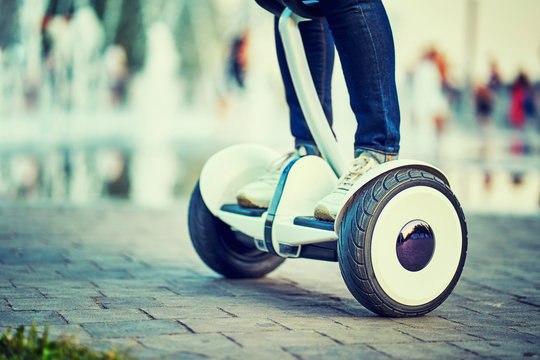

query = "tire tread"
[
  {"left": 338, "top": 168, "right": 467, "bottom": 317},
  {"left": 188, "top": 182, "right": 284, "bottom": 278}
]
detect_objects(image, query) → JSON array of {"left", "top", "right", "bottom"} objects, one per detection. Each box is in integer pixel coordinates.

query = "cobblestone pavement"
[{"left": 0, "top": 202, "right": 538, "bottom": 359}]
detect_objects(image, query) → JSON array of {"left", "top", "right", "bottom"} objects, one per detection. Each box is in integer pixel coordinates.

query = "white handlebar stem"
[{"left": 278, "top": 8, "right": 346, "bottom": 178}]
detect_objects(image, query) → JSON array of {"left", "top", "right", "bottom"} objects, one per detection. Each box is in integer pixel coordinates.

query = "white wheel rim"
[{"left": 371, "top": 186, "right": 463, "bottom": 306}]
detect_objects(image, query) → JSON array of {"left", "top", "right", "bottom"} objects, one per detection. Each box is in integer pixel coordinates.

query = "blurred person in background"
[
  {"left": 486, "top": 61, "right": 508, "bottom": 129},
  {"left": 228, "top": 30, "right": 250, "bottom": 90},
  {"left": 488, "top": 61, "right": 503, "bottom": 92},
  {"left": 237, "top": 0, "right": 400, "bottom": 221},
  {"left": 509, "top": 71, "right": 536, "bottom": 130},
  {"left": 475, "top": 85, "right": 494, "bottom": 127},
  {"left": 406, "top": 48, "right": 450, "bottom": 161},
  {"left": 474, "top": 84, "right": 494, "bottom": 159}
]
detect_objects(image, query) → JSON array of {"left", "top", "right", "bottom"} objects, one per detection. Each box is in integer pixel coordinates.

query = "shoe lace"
[{"left": 336, "top": 155, "right": 378, "bottom": 191}]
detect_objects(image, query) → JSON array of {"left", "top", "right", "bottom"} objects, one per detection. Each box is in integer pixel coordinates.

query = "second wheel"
[{"left": 337, "top": 167, "right": 468, "bottom": 317}]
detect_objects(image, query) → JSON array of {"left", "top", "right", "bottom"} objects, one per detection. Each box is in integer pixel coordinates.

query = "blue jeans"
[{"left": 275, "top": 0, "right": 400, "bottom": 156}]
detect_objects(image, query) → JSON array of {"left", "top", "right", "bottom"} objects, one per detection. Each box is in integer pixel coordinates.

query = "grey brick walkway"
[{"left": 0, "top": 203, "right": 538, "bottom": 359}]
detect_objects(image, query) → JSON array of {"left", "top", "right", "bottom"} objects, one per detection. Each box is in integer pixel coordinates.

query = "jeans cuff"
[
  {"left": 355, "top": 148, "right": 398, "bottom": 163},
  {"left": 295, "top": 140, "right": 321, "bottom": 156}
]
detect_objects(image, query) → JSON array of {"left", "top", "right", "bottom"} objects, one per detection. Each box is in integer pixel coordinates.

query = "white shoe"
[
  {"left": 314, "top": 152, "right": 383, "bottom": 221},
  {"left": 236, "top": 146, "right": 316, "bottom": 209}
]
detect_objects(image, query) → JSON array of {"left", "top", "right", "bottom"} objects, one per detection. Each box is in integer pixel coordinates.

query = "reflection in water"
[
  {"left": 0, "top": 147, "right": 128, "bottom": 202},
  {"left": 0, "top": 146, "right": 211, "bottom": 205}
]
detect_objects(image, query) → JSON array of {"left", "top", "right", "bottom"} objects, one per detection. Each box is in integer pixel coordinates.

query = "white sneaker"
[
  {"left": 314, "top": 152, "right": 382, "bottom": 221},
  {"left": 236, "top": 146, "right": 317, "bottom": 209}
]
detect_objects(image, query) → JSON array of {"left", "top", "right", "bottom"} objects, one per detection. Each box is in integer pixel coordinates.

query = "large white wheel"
[{"left": 338, "top": 167, "right": 467, "bottom": 317}]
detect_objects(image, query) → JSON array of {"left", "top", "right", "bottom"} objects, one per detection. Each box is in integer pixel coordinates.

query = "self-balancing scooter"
[{"left": 188, "top": 0, "right": 467, "bottom": 317}]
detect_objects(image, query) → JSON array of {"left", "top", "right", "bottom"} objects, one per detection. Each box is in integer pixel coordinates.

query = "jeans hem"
[{"left": 355, "top": 146, "right": 399, "bottom": 161}]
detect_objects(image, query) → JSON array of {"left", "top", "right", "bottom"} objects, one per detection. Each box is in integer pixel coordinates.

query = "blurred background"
[{"left": 0, "top": 0, "right": 539, "bottom": 213}]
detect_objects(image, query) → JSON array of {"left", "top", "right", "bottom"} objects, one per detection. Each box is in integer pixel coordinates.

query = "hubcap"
[{"left": 396, "top": 220, "right": 435, "bottom": 272}]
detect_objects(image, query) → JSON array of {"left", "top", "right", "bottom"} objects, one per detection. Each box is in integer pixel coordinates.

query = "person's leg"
[
  {"left": 235, "top": 17, "right": 336, "bottom": 209},
  {"left": 314, "top": 0, "right": 400, "bottom": 220},
  {"left": 274, "top": 16, "right": 335, "bottom": 149},
  {"left": 319, "top": 0, "right": 400, "bottom": 158}
]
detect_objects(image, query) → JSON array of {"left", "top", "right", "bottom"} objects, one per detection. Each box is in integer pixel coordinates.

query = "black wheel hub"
[{"left": 396, "top": 220, "right": 435, "bottom": 272}]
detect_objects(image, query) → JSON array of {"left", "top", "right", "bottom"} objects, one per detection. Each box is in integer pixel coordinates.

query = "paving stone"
[
  {"left": 509, "top": 325, "right": 540, "bottom": 339},
  {"left": 164, "top": 283, "right": 235, "bottom": 297},
  {"left": 518, "top": 295, "right": 540, "bottom": 307},
  {"left": 465, "top": 325, "right": 540, "bottom": 342},
  {"left": 85, "top": 337, "right": 140, "bottom": 353},
  {"left": 396, "top": 326, "right": 483, "bottom": 343},
  {"left": 285, "top": 344, "right": 388, "bottom": 360},
  {"left": 33, "top": 285, "right": 103, "bottom": 298},
  {"left": 128, "top": 267, "right": 203, "bottom": 282},
  {"left": 57, "top": 268, "right": 134, "bottom": 280},
  {"left": 268, "top": 315, "right": 358, "bottom": 332},
  {"left": 451, "top": 298, "right": 537, "bottom": 315},
  {"left": 60, "top": 309, "right": 150, "bottom": 324},
  {"left": 488, "top": 310, "right": 540, "bottom": 327},
  {"left": 0, "top": 249, "right": 68, "bottom": 265},
  {"left": 142, "top": 306, "right": 232, "bottom": 320},
  {"left": 201, "top": 300, "right": 290, "bottom": 320},
  {"left": 8, "top": 297, "right": 101, "bottom": 311},
  {"left": 181, "top": 316, "right": 287, "bottom": 334},
  {"left": 45, "top": 324, "right": 93, "bottom": 342},
  {"left": 0, "top": 232, "right": 16, "bottom": 240},
  {"left": 451, "top": 340, "right": 540, "bottom": 358},
  {"left": 7, "top": 271, "right": 65, "bottom": 285},
  {"left": 220, "top": 301, "right": 352, "bottom": 320},
  {"left": 82, "top": 319, "right": 187, "bottom": 338},
  {"left": 138, "top": 333, "right": 244, "bottom": 359},
  {"left": 318, "top": 314, "right": 395, "bottom": 329},
  {"left": 153, "top": 294, "right": 235, "bottom": 308},
  {"left": 439, "top": 308, "right": 527, "bottom": 328},
  {"left": 319, "top": 326, "right": 420, "bottom": 345},
  {"left": 390, "top": 315, "right": 468, "bottom": 330},
  {"left": 92, "top": 296, "right": 163, "bottom": 310},
  {"left": 224, "top": 329, "right": 337, "bottom": 349},
  {"left": 97, "top": 286, "right": 175, "bottom": 299},
  {"left": 88, "top": 279, "right": 173, "bottom": 297},
  {"left": 208, "top": 278, "right": 310, "bottom": 298},
  {"left": 1, "top": 287, "right": 43, "bottom": 299},
  {"left": 85, "top": 256, "right": 147, "bottom": 271},
  {"left": 330, "top": 300, "right": 384, "bottom": 317},
  {"left": 0, "top": 299, "right": 10, "bottom": 311},
  {"left": 0, "top": 265, "right": 32, "bottom": 278},
  {"left": 0, "top": 310, "right": 65, "bottom": 326},
  {"left": 370, "top": 341, "right": 483, "bottom": 359}
]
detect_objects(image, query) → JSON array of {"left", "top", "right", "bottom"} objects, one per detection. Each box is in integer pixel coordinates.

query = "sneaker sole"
[
  {"left": 237, "top": 194, "right": 269, "bottom": 209},
  {"left": 314, "top": 207, "right": 336, "bottom": 222}
]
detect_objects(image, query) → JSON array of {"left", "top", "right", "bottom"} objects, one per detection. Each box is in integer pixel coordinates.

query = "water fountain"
[{"left": 0, "top": 0, "right": 537, "bottom": 213}]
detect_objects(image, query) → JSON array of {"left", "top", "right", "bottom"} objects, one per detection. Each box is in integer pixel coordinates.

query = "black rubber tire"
[
  {"left": 337, "top": 168, "right": 468, "bottom": 317},
  {"left": 188, "top": 182, "right": 285, "bottom": 278}
]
